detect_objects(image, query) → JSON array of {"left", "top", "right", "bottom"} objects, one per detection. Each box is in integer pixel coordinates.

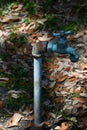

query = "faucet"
[
  {"left": 32, "top": 30, "right": 79, "bottom": 128},
  {"left": 32, "top": 30, "right": 79, "bottom": 62},
  {"left": 47, "top": 30, "right": 79, "bottom": 62}
]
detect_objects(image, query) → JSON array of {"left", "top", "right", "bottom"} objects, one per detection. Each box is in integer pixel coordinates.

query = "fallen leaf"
[
  {"left": 63, "top": 66, "right": 71, "bottom": 71},
  {"left": 73, "top": 97, "right": 87, "bottom": 103},
  {"left": 1, "top": 16, "right": 21, "bottom": 23},
  {"left": 57, "top": 72, "right": 68, "bottom": 82},
  {"left": 77, "top": 107, "right": 85, "bottom": 116},
  {"left": 11, "top": 4, "right": 18, "bottom": 9},
  {"left": 38, "top": 33, "right": 52, "bottom": 41},
  {"left": 7, "top": 113, "right": 23, "bottom": 127},
  {"left": 25, "top": 22, "right": 36, "bottom": 30},
  {"left": 81, "top": 116, "right": 87, "bottom": 128},
  {"left": 0, "top": 101, "right": 3, "bottom": 111},
  {"left": 49, "top": 81, "right": 56, "bottom": 88},
  {"left": 59, "top": 122, "right": 69, "bottom": 130},
  {"left": 11, "top": 4, "right": 23, "bottom": 11},
  {"left": 80, "top": 93, "right": 87, "bottom": 97},
  {"left": 67, "top": 34, "right": 75, "bottom": 41},
  {"left": 84, "top": 51, "right": 87, "bottom": 57},
  {"left": 0, "top": 78, "right": 9, "bottom": 81},
  {"left": 36, "top": 18, "right": 47, "bottom": 25},
  {"left": 43, "top": 121, "right": 51, "bottom": 127},
  {"left": 81, "top": 62, "right": 87, "bottom": 70},
  {"left": 64, "top": 80, "right": 79, "bottom": 88},
  {"left": 49, "top": 64, "right": 59, "bottom": 69},
  {"left": 0, "top": 23, "right": 3, "bottom": 30},
  {"left": 74, "top": 86, "right": 85, "bottom": 93},
  {"left": 26, "top": 122, "right": 33, "bottom": 129},
  {"left": 74, "top": 31, "right": 84, "bottom": 38},
  {"left": 27, "top": 115, "right": 34, "bottom": 121},
  {"left": 54, "top": 97, "right": 64, "bottom": 103},
  {"left": 25, "top": 106, "right": 31, "bottom": 113},
  {"left": 0, "top": 125, "right": 4, "bottom": 130},
  {"left": 68, "top": 76, "right": 78, "bottom": 82},
  {"left": 54, "top": 125, "right": 61, "bottom": 130},
  {"left": 62, "top": 87, "right": 70, "bottom": 92}
]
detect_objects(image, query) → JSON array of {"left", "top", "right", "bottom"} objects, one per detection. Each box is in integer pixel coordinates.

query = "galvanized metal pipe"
[{"left": 34, "top": 57, "right": 42, "bottom": 127}]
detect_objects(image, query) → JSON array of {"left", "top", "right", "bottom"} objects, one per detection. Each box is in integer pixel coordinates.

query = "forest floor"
[{"left": 0, "top": 1, "right": 87, "bottom": 130}]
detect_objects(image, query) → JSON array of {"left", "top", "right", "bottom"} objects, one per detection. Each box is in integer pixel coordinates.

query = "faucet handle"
[
  {"left": 53, "top": 30, "right": 73, "bottom": 37},
  {"left": 65, "top": 30, "right": 73, "bottom": 35}
]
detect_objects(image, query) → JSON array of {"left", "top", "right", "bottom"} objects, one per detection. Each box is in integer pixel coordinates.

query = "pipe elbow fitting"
[{"left": 32, "top": 42, "right": 47, "bottom": 57}]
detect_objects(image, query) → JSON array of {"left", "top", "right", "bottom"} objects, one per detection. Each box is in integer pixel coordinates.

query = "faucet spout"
[{"left": 65, "top": 46, "right": 79, "bottom": 62}]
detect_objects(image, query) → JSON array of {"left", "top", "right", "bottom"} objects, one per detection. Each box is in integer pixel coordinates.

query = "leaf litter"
[{"left": 0, "top": 1, "right": 87, "bottom": 130}]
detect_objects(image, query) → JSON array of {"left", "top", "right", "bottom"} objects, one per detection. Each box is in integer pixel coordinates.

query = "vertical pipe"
[{"left": 34, "top": 57, "right": 42, "bottom": 127}]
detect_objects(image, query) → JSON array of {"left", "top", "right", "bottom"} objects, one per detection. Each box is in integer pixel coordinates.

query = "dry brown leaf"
[
  {"left": 64, "top": 66, "right": 71, "bottom": 71},
  {"left": 26, "top": 123, "right": 33, "bottom": 129},
  {"left": 49, "top": 64, "right": 59, "bottom": 69},
  {"left": 43, "top": 62, "right": 54, "bottom": 71},
  {"left": 64, "top": 79, "right": 78, "bottom": 88},
  {"left": 54, "top": 97, "right": 64, "bottom": 103},
  {"left": 25, "top": 22, "right": 36, "bottom": 30},
  {"left": 0, "top": 101, "right": 3, "bottom": 111},
  {"left": 11, "top": 4, "right": 23, "bottom": 11},
  {"left": 44, "top": 121, "right": 51, "bottom": 126},
  {"left": 74, "top": 31, "right": 84, "bottom": 38},
  {"left": 11, "top": 4, "right": 18, "bottom": 9},
  {"left": 27, "top": 115, "right": 34, "bottom": 121},
  {"left": 1, "top": 16, "right": 21, "bottom": 23},
  {"left": 0, "top": 78, "right": 9, "bottom": 81},
  {"left": 38, "top": 33, "right": 52, "bottom": 41},
  {"left": 0, "top": 23, "right": 3, "bottom": 30},
  {"left": 73, "top": 103, "right": 83, "bottom": 108},
  {"left": 84, "top": 51, "right": 87, "bottom": 57},
  {"left": 68, "top": 34, "right": 75, "bottom": 41},
  {"left": 25, "top": 106, "right": 31, "bottom": 113},
  {"left": 57, "top": 72, "right": 68, "bottom": 82},
  {"left": 73, "top": 97, "right": 87, "bottom": 103},
  {"left": 74, "top": 86, "right": 85, "bottom": 93},
  {"left": 68, "top": 76, "right": 78, "bottom": 82},
  {"left": 59, "top": 122, "right": 69, "bottom": 130},
  {"left": 7, "top": 113, "right": 23, "bottom": 127},
  {"left": 54, "top": 126, "right": 61, "bottom": 130},
  {"left": 62, "top": 87, "right": 70, "bottom": 92},
  {"left": 36, "top": 18, "right": 47, "bottom": 25},
  {"left": 0, "top": 125, "right": 4, "bottom": 130},
  {"left": 77, "top": 107, "right": 85, "bottom": 116},
  {"left": 80, "top": 62, "right": 87, "bottom": 70},
  {"left": 81, "top": 116, "right": 87, "bottom": 128}
]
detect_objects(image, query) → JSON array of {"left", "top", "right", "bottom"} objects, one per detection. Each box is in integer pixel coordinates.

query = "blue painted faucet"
[
  {"left": 47, "top": 30, "right": 79, "bottom": 62},
  {"left": 32, "top": 30, "right": 79, "bottom": 62}
]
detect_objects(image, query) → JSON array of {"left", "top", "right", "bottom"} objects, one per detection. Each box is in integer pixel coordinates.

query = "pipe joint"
[{"left": 32, "top": 41, "right": 47, "bottom": 58}]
